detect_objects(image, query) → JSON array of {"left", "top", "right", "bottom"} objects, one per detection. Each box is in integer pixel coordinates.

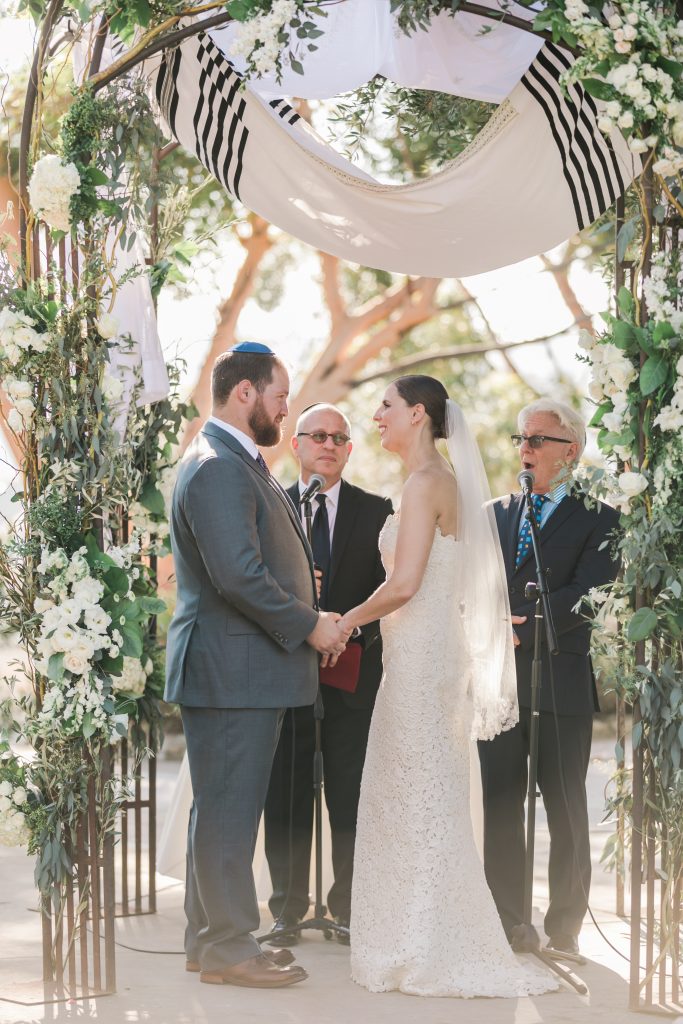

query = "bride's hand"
[{"left": 511, "top": 614, "right": 526, "bottom": 647}]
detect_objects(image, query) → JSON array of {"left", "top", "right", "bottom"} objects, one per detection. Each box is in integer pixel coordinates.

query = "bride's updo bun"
[{"left": 394, "top": 375, "right": 448, "bottom": 439}]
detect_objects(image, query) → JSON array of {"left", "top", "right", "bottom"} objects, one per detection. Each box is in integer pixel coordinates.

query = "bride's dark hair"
[{"left": 393, "top": 375, "right": 448, "bottom": 439}]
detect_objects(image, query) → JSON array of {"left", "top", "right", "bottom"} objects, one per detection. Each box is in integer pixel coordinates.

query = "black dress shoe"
[
  {"left": 333, "top": 917, "right": 350, "bottom": 946},
  {"left": 267, "top": 916, "right": 301, "bottom": 947},
  {"left": 547, "top": 934, "right": 580, "bottom": 955}
]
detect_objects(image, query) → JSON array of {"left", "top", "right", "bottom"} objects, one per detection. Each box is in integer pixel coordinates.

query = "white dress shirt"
[
  {"left": 206, "top": 416, "right": 259, "bottom": 460},
  {"left": 298, "top": 477, "right": 342, "bottom": 541}
]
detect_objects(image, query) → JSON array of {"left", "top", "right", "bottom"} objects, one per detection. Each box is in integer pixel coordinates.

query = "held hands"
[
  {"left": 306, "top": 611, "right": 353, "bottom": 667},
  {"left": 511, "top": 615, "right": 527, "bottom": 648}
]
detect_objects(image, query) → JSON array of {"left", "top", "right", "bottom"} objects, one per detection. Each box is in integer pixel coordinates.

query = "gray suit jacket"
[{"left": 164, "top": 422, "right": 319, "bottom": 708}]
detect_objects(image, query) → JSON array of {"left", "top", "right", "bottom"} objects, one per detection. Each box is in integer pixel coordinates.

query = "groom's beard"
[{"left": 248, "top": 397, "right": 282, "bottom": 447}]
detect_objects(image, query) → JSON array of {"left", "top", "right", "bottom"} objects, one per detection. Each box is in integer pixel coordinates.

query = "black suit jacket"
[
  {"left": 493, "top": 492, "right": 620, "bottom": 716},
  {"left": 287, "top": 479, "right": 393, "bottom": 709}
]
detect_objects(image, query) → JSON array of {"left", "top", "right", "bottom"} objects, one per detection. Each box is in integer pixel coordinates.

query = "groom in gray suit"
[{"left": 165, "top": 342, "right": 347, "bottom": 988}]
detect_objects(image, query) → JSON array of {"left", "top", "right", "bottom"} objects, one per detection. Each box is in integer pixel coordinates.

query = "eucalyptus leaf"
[
  {"left": 639, "top": 354, "right": 668, "bottom": 396},
  {"left": 627, "top": 607, "right": 658, "bottom": 642}
]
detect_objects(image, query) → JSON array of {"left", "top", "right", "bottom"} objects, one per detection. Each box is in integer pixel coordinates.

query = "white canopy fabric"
[
  {"left": 211, "top": 0, "right": 544, "bottom": 104},
  {"left": 150, "top": 24, "right": 640, "bottom": 278},
  {"left": 72, "top": 36, "right": 170, "bottom": 417}
]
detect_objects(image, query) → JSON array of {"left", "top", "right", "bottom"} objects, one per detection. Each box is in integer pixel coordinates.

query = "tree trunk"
[{"left": 180, "top": 212, "right": 274, "bottom": 451}]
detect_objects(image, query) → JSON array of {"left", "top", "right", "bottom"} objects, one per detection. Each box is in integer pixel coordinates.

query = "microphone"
[
  {"left": 517, "top": 469, "right": 535, "bottom": 495},
  {"left": 299, "top": 473, "right": 326, "bottom": 504}
]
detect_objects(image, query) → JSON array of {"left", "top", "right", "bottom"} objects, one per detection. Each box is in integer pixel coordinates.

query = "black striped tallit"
[{"left": 521, "top": 42, "right": 629, "bottom": 230}]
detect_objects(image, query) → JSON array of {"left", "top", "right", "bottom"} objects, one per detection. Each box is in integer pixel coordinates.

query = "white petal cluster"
[
  {"left": 97, "top": 312, "right": 119, "bottom": 340},
  {"left": 28, "top": 155, "right": 80, "bottom": 233},
  {"left": 643, "top": 254, "right": 683, "bottom": 333},
  {"left": 587, "top": 343, "right": 637, "bottom": 438},
  {"left": 653, "top": 355, "right": 683, "bottom": 433},
  {"left": 0, "top": 309, "right": 50, "bottom": 370},
  {"left": 562, "top": 1, "right": 683, "bottom": 159},
  {"left": 112, "top": 656, "right": 152, "bottom": 699},
  {"left": 0, "top": 779, "right": 31, "bottom": 848},
  {"left": 230, "top": 0, "right": 298, "bottom": 78},
  {"left": 32, "top": 541, "right": 141, "bottom": 740}
]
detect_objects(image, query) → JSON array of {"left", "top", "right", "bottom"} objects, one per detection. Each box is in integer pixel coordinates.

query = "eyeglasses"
[
  {"left": 297, "top": 431, "right": 351, "bottom": 446},
  {"left": 511, "top": 434, "right": 573, "bottom": 449}
]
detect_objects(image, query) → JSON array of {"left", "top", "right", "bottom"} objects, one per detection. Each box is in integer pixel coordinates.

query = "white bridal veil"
[{"left": 445, "top": 400, "right": 519, "bottom": 741}]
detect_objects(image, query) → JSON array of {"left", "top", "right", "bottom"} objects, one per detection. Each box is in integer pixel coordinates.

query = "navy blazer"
[{"left": 493, "top": 492, "right": 620, "bottom": 716}]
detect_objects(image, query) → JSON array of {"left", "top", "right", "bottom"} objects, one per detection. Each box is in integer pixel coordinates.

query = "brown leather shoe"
[
  {"left": 200, "top": 954, "right": 307, "bottom": 988},
  {"left": 187, "top": 948, "right": 295, "bottom": 972}
]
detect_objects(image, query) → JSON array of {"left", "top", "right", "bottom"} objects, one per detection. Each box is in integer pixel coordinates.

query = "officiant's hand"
[{"left": 511, "top": 615, "right": 527, "bottom": 647}]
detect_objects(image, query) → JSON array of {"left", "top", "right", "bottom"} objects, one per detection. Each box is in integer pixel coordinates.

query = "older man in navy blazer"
[{"left": 479, "top": 399, "right": 620, "bottom": 957}]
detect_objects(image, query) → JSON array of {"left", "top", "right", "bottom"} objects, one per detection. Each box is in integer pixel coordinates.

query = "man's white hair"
[
  {"left": 295, "top": 403, "right": 351, "bottom": 436},
  {"left": 518, "top": 399, "right": 586, "bottom": 459}
]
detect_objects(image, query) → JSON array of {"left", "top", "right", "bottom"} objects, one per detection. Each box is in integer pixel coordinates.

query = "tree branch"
[{"left": 352, "top": 319, "right": 589, "bottom": 386}]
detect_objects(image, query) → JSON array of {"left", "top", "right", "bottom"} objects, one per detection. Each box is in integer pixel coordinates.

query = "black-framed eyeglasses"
[
  {"left": 511, "top": 434, "right": 573, "bottom": 449},
  {"left": 297, "top": 431, "right": 351, "bottom": 446}
]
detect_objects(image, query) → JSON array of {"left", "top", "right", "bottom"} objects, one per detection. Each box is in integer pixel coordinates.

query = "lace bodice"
[{"left": 350, "top": 513, "right": 557, "bottom": 998}]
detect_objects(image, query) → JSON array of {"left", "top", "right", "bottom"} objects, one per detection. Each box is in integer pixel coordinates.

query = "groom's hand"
[
  {"left": 306, "top": 611, "right": 348, "bottom": 659},
  {"left": 511, "top": 615, "right": 527, "bottom": 648}
]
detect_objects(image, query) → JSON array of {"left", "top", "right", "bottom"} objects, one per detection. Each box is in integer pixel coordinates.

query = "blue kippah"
[{"left": 229, "top": 341, "right": 274, "bottom": 355}]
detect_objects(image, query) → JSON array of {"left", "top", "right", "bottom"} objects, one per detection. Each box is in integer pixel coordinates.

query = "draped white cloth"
[
  {"left": 211, "top": 0, "right": 544, "bottom": 104},
  {"left": 149, "top": 12, "right": 640, "bottom": 278},
  {"left": 72, "top": 34, "right": 170, "bottom": 425}
]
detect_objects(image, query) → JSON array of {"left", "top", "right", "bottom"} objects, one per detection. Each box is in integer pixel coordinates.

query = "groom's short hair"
[{"left": 212, "top": 350, "right": 285, "bottom": 406}]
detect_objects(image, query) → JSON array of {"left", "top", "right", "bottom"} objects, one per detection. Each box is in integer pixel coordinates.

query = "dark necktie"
[
  {"left": 255, "top": 452, "right": 270, "bottom": 475},
  {"left": 311, "top": 493, "right": 331, "bottom": 608},
  {"left": 515, "top": 494, "right": 548, "bottom": 569}
]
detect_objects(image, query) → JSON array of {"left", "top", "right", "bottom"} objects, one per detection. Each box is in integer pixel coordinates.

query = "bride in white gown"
[{"left": 338, "top": 375, "right": 557, "bottom": 998}]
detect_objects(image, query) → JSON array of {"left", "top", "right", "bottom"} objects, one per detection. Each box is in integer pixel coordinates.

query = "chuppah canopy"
[{"left": 148, "top": 0, "right": 641, "bottom": 278}]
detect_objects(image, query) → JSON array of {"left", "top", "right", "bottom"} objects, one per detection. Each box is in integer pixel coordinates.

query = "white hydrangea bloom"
[{"left": 28, "top": 155, "right": 80, "bottom": 233}]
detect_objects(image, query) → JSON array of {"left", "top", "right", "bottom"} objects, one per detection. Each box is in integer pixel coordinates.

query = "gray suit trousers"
[{"left": 182, "top": 706, "right": 285, "bottom": 969}]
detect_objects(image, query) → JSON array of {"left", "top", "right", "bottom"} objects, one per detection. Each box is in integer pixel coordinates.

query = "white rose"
[
  {"left": 72, "top": 576, "right": 104, "bottom": 605},
  {"left": 641, "top": 64, "right": 657, "bottom": 82},
  {"left": 0, "top": 795, "right": 11, "bottom": 813},
  {"left": 102, "top": 373, "right": 124, "bottom": 405},
  {"left": 618, "top": 471, "right": 648, "bottom": 497},
  {"left": 615, "top": 40, "right": 631, "bottom": 53},
  {"left": 626, "top": 12, "right": 638, "bottom": 24},
  {"left": 609, "top": 362, "right": 637, "bottom": 390},
  {"left": 629, "top": 137, "right": 649, "bottom": 154},
  {"left": 618, "top": 110, "right": 634, "bottom": 129},
  {"left": 673, "top": 121, "right": 683, "bottom": 148},
  {"left": 51, "top": 623, "right": 80, "bottom": 651},
  {"left": 602, "top": 411, "right": 623, "bottom": 432},
  {"left": 588, "top": 380, "right": 604, "bottom": 402},
  {"left": 606, "top": 101, "right": 621, "bottom": 119},
  {"left": 608, "top": 13, "right": 622, "bottom": 28},
  {"left": 624, "top": 78, "right": 643, "bottom": 97},
  {"left": 84, "top": 606, "right": 111, "bottom": 633},
  {"left": 12, "top": 787, "right": 27, "bottom": 806},
  {"left": 0, "top": 781, "right": 12, "bottom": 797},
  {"left": 622, "top": 24, "right": 637, "bottom": 40},
  {"left": 97, "top": 313, "right": 119, "bottom": 340},
  {"left": 598, "top": 115, "right": 614, "bottom": 133},
  {"left": 63, "top": 651, "right": 89, "bottom": 676}
]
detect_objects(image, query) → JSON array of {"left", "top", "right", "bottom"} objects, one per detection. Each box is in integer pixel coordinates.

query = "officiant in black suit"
[
  {"left": 264, "top": 403, "right": 393, "bottom": 944},
  {"left": 479, "top": 399, "right": 620, "bottom": 957}
]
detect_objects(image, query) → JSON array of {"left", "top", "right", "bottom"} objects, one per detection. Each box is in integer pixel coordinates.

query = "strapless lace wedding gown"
[{"left": 350, "top": 514, "right": 557, "bottom": 998}]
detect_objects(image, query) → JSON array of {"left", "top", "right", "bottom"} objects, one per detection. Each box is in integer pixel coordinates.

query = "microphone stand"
[
  {"left": 257, "top": 494, "right": 349, "bottom": 946},
  {"left": 510, "top": 487, "right": 588, "bottom": 995}
]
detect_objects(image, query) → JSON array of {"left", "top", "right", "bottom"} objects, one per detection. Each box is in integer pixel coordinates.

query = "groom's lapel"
[{"left": 201, "top": 423, "right": 310, "bottom": 552}]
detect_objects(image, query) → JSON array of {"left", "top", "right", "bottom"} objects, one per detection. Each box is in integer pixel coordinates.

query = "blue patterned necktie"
[
  {"left": 515, "top": 494, "right": 548, "bottom": 569},
  {"left": 255, "top": 452, "right": 270, "bottom": 475}
]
